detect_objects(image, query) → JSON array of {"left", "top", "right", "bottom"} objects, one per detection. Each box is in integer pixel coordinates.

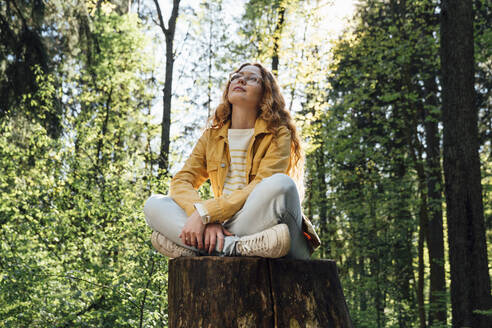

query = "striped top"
[{"left": 223, "top": 128, "right": 255, "bottom": 195}]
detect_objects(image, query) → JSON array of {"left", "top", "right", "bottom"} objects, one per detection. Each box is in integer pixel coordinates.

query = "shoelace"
[{"left": 240, "top": 234, "right": 268, "bottom": 254}]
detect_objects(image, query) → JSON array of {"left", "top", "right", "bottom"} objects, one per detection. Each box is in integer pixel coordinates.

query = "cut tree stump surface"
[{"left": 168, "top": 257, "right": 353, "bottom": 328}]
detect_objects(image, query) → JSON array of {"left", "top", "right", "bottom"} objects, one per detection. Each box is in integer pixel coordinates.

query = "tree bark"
[
  {"left": 422, "top": 75, "right": 447, "bottom": 326},
  {"left": 153, "top": 0, "right": 180, "bottom": 177},
  {"left": 409, "top": 92, "right": 430, "bottom": 328},
  {"left": 271, "top": 1, "right": 285, "bottom": 77},
  {"left": 417, "top": 180, "right": 428, "bottom": 328},
  {"left": 168, "top": 257, "right": 353, "bottom": 328},
  {"left": 315, "top": 141, "right": 329, "bottom": 257},
  {"left": 440, "top": 0, "right": 492, "bottom": 326}
]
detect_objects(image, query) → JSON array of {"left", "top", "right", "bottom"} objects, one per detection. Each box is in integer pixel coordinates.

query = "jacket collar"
[{"left": 215, "top": 116, "right": 270, "bottom": 140}]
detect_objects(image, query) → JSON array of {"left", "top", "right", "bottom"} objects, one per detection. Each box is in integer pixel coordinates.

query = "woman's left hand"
[
  {"left": 179, "top": 210, "right": 206, "bottom": 249},
  {"left": 204, "top": 223, "right": 234, "bottom": 254}
]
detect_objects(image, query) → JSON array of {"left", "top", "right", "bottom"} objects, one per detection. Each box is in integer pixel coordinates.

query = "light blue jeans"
[{"left": 143, "top": 173, "right": 310, "bottom": 259}]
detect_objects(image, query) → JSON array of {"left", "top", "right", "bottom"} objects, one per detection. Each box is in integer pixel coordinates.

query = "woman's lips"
[{"left": 233, "top": 86, "right": 245, "bottom": 91}]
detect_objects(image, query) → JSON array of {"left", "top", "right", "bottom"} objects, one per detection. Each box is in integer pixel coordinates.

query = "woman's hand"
[
  {"left": 179, "top": 210, "right": 206, "bottom": 249},
  {"left": 204, "top": 223, "right": 234, "bottom": 254}
]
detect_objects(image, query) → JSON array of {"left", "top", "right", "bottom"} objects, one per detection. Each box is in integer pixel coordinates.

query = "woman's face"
[{"left": 227, "top": 65, "right": 263, "bottom": 110}]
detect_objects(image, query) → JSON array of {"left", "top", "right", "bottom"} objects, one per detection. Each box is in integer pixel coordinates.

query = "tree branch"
[{"left": 152, "top": 0, "right": 168, "bottom": 35}]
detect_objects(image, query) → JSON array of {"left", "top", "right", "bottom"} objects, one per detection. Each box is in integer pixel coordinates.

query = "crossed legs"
[{"left": 143, "top": 173, "right": 310, "bottom": 259}]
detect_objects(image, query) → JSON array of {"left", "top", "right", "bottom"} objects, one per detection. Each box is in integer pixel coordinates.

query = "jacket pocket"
[{"left": 207, "top": 161, "right": 219, "bottom": 172}]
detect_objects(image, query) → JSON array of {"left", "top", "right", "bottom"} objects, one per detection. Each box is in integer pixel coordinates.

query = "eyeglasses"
[{"left": 229, "top": 72, "right": 262, "bottom": 85}]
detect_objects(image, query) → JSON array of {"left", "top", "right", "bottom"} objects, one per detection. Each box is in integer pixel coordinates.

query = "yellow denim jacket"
[{"left": 169, "top": 117, "right": 321, "bottom": 253}]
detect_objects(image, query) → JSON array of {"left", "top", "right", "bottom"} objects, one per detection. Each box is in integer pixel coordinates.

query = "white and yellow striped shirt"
[{"left": 222, "top": 128, "right": 254, "bottom": 195}]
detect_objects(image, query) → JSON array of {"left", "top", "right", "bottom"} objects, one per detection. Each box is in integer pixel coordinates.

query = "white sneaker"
[
  {"left": 235, "top": 224, "right": 291, "bottom": 258},
  {"left": 151, "top": 231, "right": 196, "bottom": 258}
]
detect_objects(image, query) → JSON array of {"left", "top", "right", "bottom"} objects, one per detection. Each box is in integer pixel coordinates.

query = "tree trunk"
[
  {"left": 440, "top": 0, "right": 492, "bottom": 326},
  {"left": 153, "top": 0, "right": 180, "bottom": 177},
  {"left": 422, "top": 75, "right": 446, "bottom": 326},
  {"left": 315, "top": 141, "right": 329, "bottom": 257},
  {"left": 417, "top": 186, "right": 428, "bottom": 328},
  {"left": 409, "top": 99, "right": 429, "bottom": 328},
  {"left": 168, "top": 257, "right": 353, "bottom": 328},
  {"left": 393, "top": 85, "right": 417, "bottom": 328},
  {"left": 271, "top": 1, "right": 285, "bottom": 77}
]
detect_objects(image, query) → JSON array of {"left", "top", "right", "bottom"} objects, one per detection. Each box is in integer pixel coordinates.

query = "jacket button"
[{"left": 221, "top": 163, "right": 226, "bottom": 168}]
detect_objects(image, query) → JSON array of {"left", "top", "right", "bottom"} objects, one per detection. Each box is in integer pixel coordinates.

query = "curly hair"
[{"left": 207, "top": 62, "right": 306, "bottom": 203}]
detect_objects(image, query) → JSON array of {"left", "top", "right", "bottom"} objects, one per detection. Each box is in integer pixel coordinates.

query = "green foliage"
[
  {"left": 301, "top": 0, "right": 452, "bottom": 326},
  {"left": 298, "top": 0, "right": 491, "bottom": 326},
  {"left": 1, "top": 0, "right": 490, "bottom": 326},
  {"left": 0, "top": 11, "right": 167, "bottom": 327}
]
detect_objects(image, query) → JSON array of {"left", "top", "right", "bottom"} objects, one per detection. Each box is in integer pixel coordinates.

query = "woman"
[{"left": 144, "top": 62, "right": 320, "bottom": 259}]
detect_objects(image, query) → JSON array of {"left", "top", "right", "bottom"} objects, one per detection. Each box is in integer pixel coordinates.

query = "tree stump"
[{"left": 168, "top": 257, "right": 353, "bottom": 327}]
